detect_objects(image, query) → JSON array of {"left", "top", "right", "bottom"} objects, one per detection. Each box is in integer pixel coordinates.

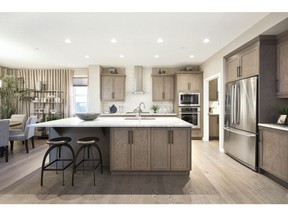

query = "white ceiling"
[{"left": 0, "top": 12, "right": 271, "bottom": 69}]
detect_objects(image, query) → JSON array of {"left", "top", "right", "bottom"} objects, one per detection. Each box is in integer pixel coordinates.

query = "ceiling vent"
[{"left": 133, "top": 66, "right": 145, "bottom": 94}]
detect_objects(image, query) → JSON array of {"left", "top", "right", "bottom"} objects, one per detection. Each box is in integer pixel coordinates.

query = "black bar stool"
[
  {"left": 72, "top": 137, "right": 103, "bottom": 186},
  {"left": 41, "top": 137, "right": 75, "bottom": 186}
]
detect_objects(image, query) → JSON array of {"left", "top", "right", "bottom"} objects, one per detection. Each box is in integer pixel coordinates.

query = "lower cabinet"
[
  {"left": 110, "top": 127, "right": 191, "bottom": 172},
  {"left": 150, "top": 128, "right": 191, "bottom": 171},
  {"left": 259, "top": 127, "right": 288, "bottom": 184},
  {"left": 209, "top": 115, "right": 219, "bottom": 139},
  {"left": 110, "top": 128, "right": 150, "bottom": 171}
]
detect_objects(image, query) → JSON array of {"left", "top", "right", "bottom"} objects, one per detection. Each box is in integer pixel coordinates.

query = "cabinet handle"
[
  {"left": 239, "top": 66, "right": 242, "bottom": 77},
  {"left": 162, "top": 92, "right": 165, "bottom": 99},
  {"left": 168, "top": 130, "right": 171, "bottom": 144},
  {"left": 128, "top": 130, "right": 133, "bottom": 144},
  {"left": 236, "top": 66, "right": 239, "bottom": 77},
  {"left": 188, "top": 82, "right": 191, "bottom": 90},
  {"left": 171, "top": 130, "right": 173, "bottom": 144},
  {"left": 112, "top": 92, "right": 115, "bottom": 99},
  {"left": 259, "top": 129, "right": 262, "bottom": 143}
]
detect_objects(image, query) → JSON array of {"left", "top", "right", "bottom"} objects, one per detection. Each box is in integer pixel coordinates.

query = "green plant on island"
[{"left": 151, "top": 104, "right": 159, "bottom": 113}]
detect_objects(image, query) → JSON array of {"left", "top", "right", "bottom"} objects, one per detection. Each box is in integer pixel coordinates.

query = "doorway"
[
  {"left": 208, "top": 78, "right": 219, "bottom": 140},
  {"left": 203, "top": 73, "right": 224, "bottom": 152}
]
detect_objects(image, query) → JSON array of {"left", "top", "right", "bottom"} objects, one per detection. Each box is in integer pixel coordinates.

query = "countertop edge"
[
  {"left": 258, "top": 123, "right": 288, "bottom": 131},
  {"left": 30, "top": 117, "right": 193, "bottom": 128}
]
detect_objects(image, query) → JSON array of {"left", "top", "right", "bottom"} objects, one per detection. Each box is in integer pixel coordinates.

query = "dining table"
[{"left": 9, "top": 121, "right": 22, "bottom": 127}]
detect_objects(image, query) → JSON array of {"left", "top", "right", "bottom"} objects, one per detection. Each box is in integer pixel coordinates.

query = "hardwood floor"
[{"left": 0, "top": 139, "right": 287, "bottom": 204}]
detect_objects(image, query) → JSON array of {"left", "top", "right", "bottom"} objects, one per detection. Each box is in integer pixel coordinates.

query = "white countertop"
[
  {"left": 100, "top": 113, "right": 177, "bottom": 117},
  {"left": 258, "top": 123, "right": 288, "bottom": 131},
  {"left": 31, "top": 117, "right": 192, "bottom": 128}
]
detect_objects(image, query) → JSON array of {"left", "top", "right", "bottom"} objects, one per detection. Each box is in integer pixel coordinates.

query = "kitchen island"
[{"left": 32, "top": 116, "right": 192, "bottom": 174}]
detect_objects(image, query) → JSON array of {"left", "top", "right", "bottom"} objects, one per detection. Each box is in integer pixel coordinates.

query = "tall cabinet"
[{"left": 175, "top": 71, "right": 203, "bottom": 139}]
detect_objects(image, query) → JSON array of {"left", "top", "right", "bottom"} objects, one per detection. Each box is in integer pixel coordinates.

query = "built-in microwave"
[{"left": 179, "top": 92, "right": 200, "bottom": 106}]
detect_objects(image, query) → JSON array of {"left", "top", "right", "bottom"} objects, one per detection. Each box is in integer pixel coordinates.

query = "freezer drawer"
[{"left": 224, "top": 127, "right": 257, "bottom": 171}]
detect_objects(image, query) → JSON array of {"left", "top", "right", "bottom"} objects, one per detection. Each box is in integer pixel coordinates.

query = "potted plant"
[
  {"left": 46, "top": 114, "right": 61, "bottom": 121},
  {"left": 277, "top": 106, "right": 288, "bottom": 125},
  {"left": 0, "top": 75, "right": 32, "bottom": 119},
  {"left": 151, "top": 105, "right": 159, "bottom": 113}
]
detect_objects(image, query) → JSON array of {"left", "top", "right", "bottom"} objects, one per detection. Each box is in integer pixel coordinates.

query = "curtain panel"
[
  {"left": 0, "top": 66, "right": 16, "bottom": 77},
  {"left": 16, "top": 69, "right": 74, "bottom": 118}
]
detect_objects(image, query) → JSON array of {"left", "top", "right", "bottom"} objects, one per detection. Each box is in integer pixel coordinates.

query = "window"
[{"left": 72, "top": 76, "right": 88, "bottom": 113}]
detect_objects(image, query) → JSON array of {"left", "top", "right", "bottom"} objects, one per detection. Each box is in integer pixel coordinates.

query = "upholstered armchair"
[{"left": 9, "top": 116, "right": 37, "bottom": 154}]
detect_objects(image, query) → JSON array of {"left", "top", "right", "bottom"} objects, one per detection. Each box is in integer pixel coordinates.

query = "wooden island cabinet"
[
  {"left": 110, "top": 128, "right": 150, "bottom": 171},
  {"left": 110, "top": 127, "right": 191, "bottom": 172},
  {"left": 150, "top": 128, "right": 191, "bottom": 171}
]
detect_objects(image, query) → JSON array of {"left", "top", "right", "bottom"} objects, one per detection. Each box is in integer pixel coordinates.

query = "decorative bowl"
[{"left": 75, "top": 113, "right": 100, "bottom": 121}]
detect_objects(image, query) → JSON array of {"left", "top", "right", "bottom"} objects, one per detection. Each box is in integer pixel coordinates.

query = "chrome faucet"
[{"left": 134, "top": 102, "right": 145, "bottom": 118}]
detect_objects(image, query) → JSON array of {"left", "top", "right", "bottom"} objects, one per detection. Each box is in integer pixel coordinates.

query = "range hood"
[{"left": 133, "top": 66, "right": 145, "bottom": 94}]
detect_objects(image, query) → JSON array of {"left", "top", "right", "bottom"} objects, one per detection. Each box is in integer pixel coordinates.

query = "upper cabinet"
[
  {"left": 277, "top": 32, "right": 288, "bottom": 98},
  {"left": 100, "top": 67, "right": 126, "bottom": 101},
  {"left": 209, "top": 79, "right": 218, "bottom": 101},
  {"left": 176, "top": 72, "right": 203, "bottom": 93},
  {"left": 226, "top": 42, "right": 259, "bottom": 83},
  {"left": 152, "top": 75, "right": 175, "bottom": 101}
]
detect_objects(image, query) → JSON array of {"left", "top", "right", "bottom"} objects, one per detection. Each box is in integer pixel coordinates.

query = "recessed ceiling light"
[
  {"left": 85, "top": 55, "right": 90, "bottom": 59},
  {"left": 189, "top": 55, "right": 194, "bottom": 58},
  {"left": 157, "top": 38, "right": 164, "bottom": 43},
  {"left": 203, "top": 38, "right": 210, "bottom": 43},
  {"left": 120, "top": 55, "right": 124, "bottom": 58},
  {"left": 154, "top": 54, "right": 159, "bottom": 58},
  {"left": 111, "top": 38, "right": 117, "bottom": 43},
  {"left": 65, "top": 38, "right": 72, "bottom": 44}
]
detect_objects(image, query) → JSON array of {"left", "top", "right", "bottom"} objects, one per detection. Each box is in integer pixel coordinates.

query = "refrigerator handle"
[
  {"left": 236, "top": 84, "right": 240, "bottom": 124},
  {"left": 224, "top": 126, "right": 256, "bottom": 138},
  {"left": 232, "top": 84, "right": 238, "bottom": 124},
  {"left": 231, "top": 84, "right": 235, "bottom": 124}
]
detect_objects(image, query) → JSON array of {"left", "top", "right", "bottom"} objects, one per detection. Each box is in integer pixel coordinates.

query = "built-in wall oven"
[{"left": 179, "top": 107, "right": 200, "bottom": 128}]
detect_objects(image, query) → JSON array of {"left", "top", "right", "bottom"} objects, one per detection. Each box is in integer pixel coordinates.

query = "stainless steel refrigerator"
[{"left": 224, "top": 76, "right": 258, "bottom": 171}]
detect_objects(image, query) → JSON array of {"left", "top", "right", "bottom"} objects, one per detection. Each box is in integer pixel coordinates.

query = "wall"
[
  {"left": 101, "top": 66, "right": 174, "bottom": 114},
  {"left": 88, "top": 65, "right": 101, "bottom": 113},
  {"left": 201, "top": 13, "right": 288, "bottom": 150}
]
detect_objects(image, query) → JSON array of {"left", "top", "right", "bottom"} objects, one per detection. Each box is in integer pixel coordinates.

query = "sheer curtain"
[{"left": 17, "top": 69, "right": 74, "bottom": 118}]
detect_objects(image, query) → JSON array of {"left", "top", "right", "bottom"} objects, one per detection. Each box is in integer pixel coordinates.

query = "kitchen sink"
[
  {"left": 124, "top": 117, "right": 155, "bottom": 120},
  {"left": 126, "top": 111, "right": 150, "bottom": 114}
]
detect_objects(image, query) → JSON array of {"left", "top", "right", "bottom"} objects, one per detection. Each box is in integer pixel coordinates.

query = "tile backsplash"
[{"left": 101, "top": 66, "right": 174, "bottom": 114}]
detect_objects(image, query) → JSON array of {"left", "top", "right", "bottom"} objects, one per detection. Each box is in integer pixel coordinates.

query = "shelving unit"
[{"left": 30, "top": 90, "right": 64, "bottom": 138}]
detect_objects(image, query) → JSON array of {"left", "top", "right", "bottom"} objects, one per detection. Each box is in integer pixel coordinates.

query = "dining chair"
[
  {"left": 9, "top": 116, "right": 37, "bottom": 154},
  {"left": 9, "top": 114, "right": 27, "bottom": 132},
  {"left": 0, "top": 120, "right": 9, "bottom": 162}
]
